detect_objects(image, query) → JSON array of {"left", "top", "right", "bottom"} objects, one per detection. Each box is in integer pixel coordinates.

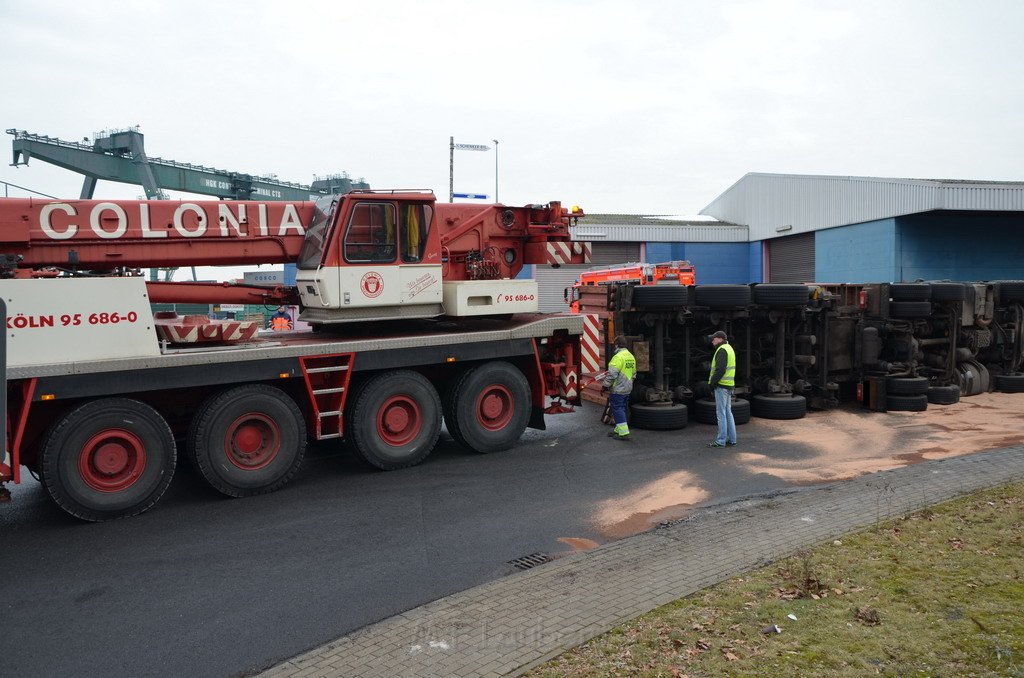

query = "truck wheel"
[
  {"left": 886, "top": 394, "right": 928, "bottom": 411},
  {"left": 448, "top": 362, "right": 531, "bottom": 453},
  {"left": 890, "top": 283, "right": 931, "bottom": 301},
  {"left": 751, "top": 394, "right": 807, "bottom": 419},
  {"left": 995, "top": 373, "right": 1024, "bottom": 393},
  {"left": 929, "top": 282, "right": 966, "bottom": 302},
  {"left": 188, "top": 385, "right": 306, "bottom": 497},
  {"left": 694, "top": 284, "right": 752, "bottom": 308},
  {"left": 888, "top": 301, "right": 932, "bottom": 318},
  {"left": 630, "top": 402, "right": 688, "bottom": 430},
  {"left": 693, "top": 397, "right": 751, "bottom": 425},
  {"left": 40, "top": 398, "right": 176, "bottom": 522},
  {"left": 995, "top": 280, "right": 1024, "bottom": 305},
  {"left": 927, "top": 385, "right": 961, "bottom": 404},
  {"left": 632, "top": 286, "right": 691, "bottom": 308},
  {"left": 442, "top": 374, "right": 468, "bottom": 447},
  {"left": 350, "top": 370, "right": 441, "bottom": 469},
  {"left": 886, "top": 376, "right": 930, "bottom": 395},
  {"left": 752, "top": 284, "right": 811, "bottom": 307}
]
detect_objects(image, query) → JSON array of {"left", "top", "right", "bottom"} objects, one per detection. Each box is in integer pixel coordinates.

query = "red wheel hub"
[
  {"left": 78, "top": 429, "right": 147, "bottom": 492},
  {"left": 377, "top": 395, "right": 421, "bottom": 446},
  {"left": 225, "top": 413, "right": 280, "bottom": 470},
  {"left": 475, "top": 384, "right": 514, "bottom": 431}
]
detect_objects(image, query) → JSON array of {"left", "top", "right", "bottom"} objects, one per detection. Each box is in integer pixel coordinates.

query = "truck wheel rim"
[
  {"left": 225, "top": 414, "right": 280, "bottom": 470},
  {"left": 78, "top": 429, "right": 147, "bottom": 492},
  {"left": 476, "top": 384, "right": 513, "bottom": 431},
  {"left": 377, "top": 395, "right": 421, "bottom": 446}
]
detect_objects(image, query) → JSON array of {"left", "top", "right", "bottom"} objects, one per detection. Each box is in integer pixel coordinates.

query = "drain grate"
[{"left": 507, "top": 552, "right": 553, "bottom": 570}]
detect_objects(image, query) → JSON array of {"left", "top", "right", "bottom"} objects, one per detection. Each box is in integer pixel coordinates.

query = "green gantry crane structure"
[{"left": 7, "top": 127, "right": 368, "bottom": 201}]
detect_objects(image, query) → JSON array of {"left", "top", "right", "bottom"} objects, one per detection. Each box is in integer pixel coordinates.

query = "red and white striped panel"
[
  {"left": 559, "top": 368, "right": 578, "bottom": 399},
  {"left": 545, "top": 241, "right": 592, "bottom": 265},
  {"left": 155, "top": 319, "right": 259, "bottom": 344},
  {"left": 581, "top": 314, "right": 601, "bottom": 374}
]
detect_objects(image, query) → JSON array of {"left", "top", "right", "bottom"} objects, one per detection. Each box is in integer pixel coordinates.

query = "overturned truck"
[{"left": 588, "top": 280, "right": 1024, "bottom": 429}]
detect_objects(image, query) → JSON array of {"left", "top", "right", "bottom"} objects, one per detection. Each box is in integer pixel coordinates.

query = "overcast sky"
[{"left": 2, "top": 0, "right": 1022, "bottom": 217}]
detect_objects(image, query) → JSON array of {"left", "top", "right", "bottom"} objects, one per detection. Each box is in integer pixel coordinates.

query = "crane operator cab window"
[
  {"left": 344, "top": 203, "right": 397, "bottom": 263},
  {"left": 400, "top": 203, "right": 432, "bottom": 263}
]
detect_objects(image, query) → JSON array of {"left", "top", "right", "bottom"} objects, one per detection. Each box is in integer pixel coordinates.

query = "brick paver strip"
[{"left": 260, "top": 445, "right": 1024, "bottom": 678}]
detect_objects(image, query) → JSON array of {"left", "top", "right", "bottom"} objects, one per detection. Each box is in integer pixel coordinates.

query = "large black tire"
[
  {"left": 889, "top": 283, "right": 932, "bottom": 301},
  {"left": 886, "top": 376, "right": 930, "bottom": 395},
  {"left": 694, "top": 284, "right": 752, "bottom": 308},
  {"left": 888, "top": 301, "right": 932, "bottom": 318},
  {"left": 995, "top": 280, "right": 1024, "bottom": 305},
  {"left": 445, "top": 361, "right": 531, "bottom": 453},
  {"left": 752, "top": 284, "right": 811, "bottom": 307},
  {"left": 751, "top": 394, "right": 807, "bottom": 420},
  {"left": 929, "top": 282, "right": 966, "bottom": 302},
  {"left": 956, "top": 360, "right": 991, "bottom": 396},
  {"left": 693, "top": 397, "right": 751, "bottom": 425},
  {"left": 632, "top": 285, "right": 691, "bottom": 308},
  {"left": 348, "top": 370, "right": 441, "bottom": 470},
  {"left": 927, "top": 385, "right": 961, "bottom": 405},
  {"left": 995, "top": 373, "right": 1024, "bottom": 393},
  {"left": 886, "top": 394, "right": 928, "bottom": 412},
  {"left": 630, "top": 402, "right": 688, "bottom": 430},
  {"left": 188, "top": 385, "right": 306, "bottom": 498},
  {"left": 40, "top": 398, "right": 176, "bottom": 522}
]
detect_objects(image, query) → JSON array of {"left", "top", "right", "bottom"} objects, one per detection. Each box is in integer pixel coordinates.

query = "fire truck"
[
  {"left": 0, "top": 191, "right": 591, "bottom": 521},
  {"left": 565, "top": 261, "right": 695, "bottom": 312}
]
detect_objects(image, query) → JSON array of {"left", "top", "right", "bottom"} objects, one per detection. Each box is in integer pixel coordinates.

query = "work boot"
[{"left": 615, "top": 434, "right": 631, "bottom": 442}]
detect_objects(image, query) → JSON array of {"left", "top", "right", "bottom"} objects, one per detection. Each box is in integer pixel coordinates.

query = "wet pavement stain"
[
  {"left": 556, "top": 537, "right": 601, "bottom": 552},
  {"left": 600, "top": 503, "right": 696, "bottom": 539}
]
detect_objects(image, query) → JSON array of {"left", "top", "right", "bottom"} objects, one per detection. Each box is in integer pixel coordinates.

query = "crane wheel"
[
  {"left": 349, "top": 371, "right": 441, "bottom": 470},
  {"left": 445, "top": 362, "right": 531, "bottom": 453},
  {"left": 40, "top": 398, "right": 176, "bottom": 522},
  {"left": 188, "top": 385, "right": 306, "bottom": 497}
]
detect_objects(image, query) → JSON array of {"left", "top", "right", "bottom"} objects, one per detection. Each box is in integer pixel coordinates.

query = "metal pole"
[
  {"left": 449, "top": 136, "right": 454, "bottom": 203},
  {"left": 493, "top": 139, "right": 499, "bottom": 203}
]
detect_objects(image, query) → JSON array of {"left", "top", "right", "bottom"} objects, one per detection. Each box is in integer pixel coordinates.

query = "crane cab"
[{"left": 295, "top": 191, "right": 445, "bottom": 324}]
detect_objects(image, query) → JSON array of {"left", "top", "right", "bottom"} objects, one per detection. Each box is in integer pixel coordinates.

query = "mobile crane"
[{"left": 0, "top": 190, "right": 591, "bottom": 521}]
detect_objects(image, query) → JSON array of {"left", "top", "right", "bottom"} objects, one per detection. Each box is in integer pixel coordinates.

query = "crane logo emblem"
[{"left": 360, "top": 272, "right": 384, "bottom": 298}]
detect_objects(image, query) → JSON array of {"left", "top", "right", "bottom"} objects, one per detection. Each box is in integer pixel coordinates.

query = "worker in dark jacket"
[
  {"left": 602, "top": 335, "right": 637, "bottom": 441},
  {"left": 707, "top": 330, "right": 737, "bottom": 448},
  {"left": 269, "top": 306, "right": 293, "bottom": 331}
]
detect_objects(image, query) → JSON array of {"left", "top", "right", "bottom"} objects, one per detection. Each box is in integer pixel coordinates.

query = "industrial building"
[{"left": 535, "top": 172, "right": 1024, "bottom": 311}]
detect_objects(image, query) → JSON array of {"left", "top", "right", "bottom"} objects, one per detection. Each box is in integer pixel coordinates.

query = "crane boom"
[{"left": 0, "top": 198, "right": 313, "bottom": 271}]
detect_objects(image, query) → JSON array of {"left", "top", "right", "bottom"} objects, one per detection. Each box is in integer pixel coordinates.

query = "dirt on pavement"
[{"left": 593, "top": 392, "right": 1024, "bottom": 538}]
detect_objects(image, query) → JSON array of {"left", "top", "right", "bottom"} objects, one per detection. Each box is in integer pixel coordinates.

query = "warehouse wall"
[
  {"left": 897, "top": 211, "right": 1024, "bottom": 281},
  {"left": 645, "top": 242, "right": 758, "bottom": 283},
  {"left": 814, "top": 218, "right": 897, "bottom": 282},
  {"left": 748, "top": 241, "right": 764, "bottom": 283}
]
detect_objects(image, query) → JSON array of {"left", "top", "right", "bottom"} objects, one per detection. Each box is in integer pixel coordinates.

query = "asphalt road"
[{"left": 0, "top": 403, "right": 920, "bottom": 677}]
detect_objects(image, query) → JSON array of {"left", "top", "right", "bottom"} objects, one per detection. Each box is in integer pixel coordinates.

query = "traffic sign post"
[{"left": 449, "top": 137, "right": 494, "bottom": 202}]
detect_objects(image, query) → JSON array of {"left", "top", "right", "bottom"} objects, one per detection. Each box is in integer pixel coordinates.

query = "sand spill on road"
[
  {"left": 590, "top": 393, "right": 1023, "bottom": 539},
  {"left": 595, "top": 470, "right": 709, "bottom": 539},
  {"left": 738, "top": 392, "right": 1024, "bottom": 484}
]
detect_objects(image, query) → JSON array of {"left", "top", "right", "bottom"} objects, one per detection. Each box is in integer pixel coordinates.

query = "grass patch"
[{"left": 527, "top": 482, "right": 1024, "bottom": 677}]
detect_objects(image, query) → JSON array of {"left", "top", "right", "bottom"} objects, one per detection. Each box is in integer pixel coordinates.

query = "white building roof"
[{"left": 700, "top": 173, "right": 1024, "bottom": 242}]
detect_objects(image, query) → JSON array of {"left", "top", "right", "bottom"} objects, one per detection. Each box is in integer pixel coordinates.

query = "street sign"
[
  {"left": 453, "top": 193, "right": 489, "bottom": 200},
  {"left": 453, "top": 143, "right": 490, "bottom": 151}
]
